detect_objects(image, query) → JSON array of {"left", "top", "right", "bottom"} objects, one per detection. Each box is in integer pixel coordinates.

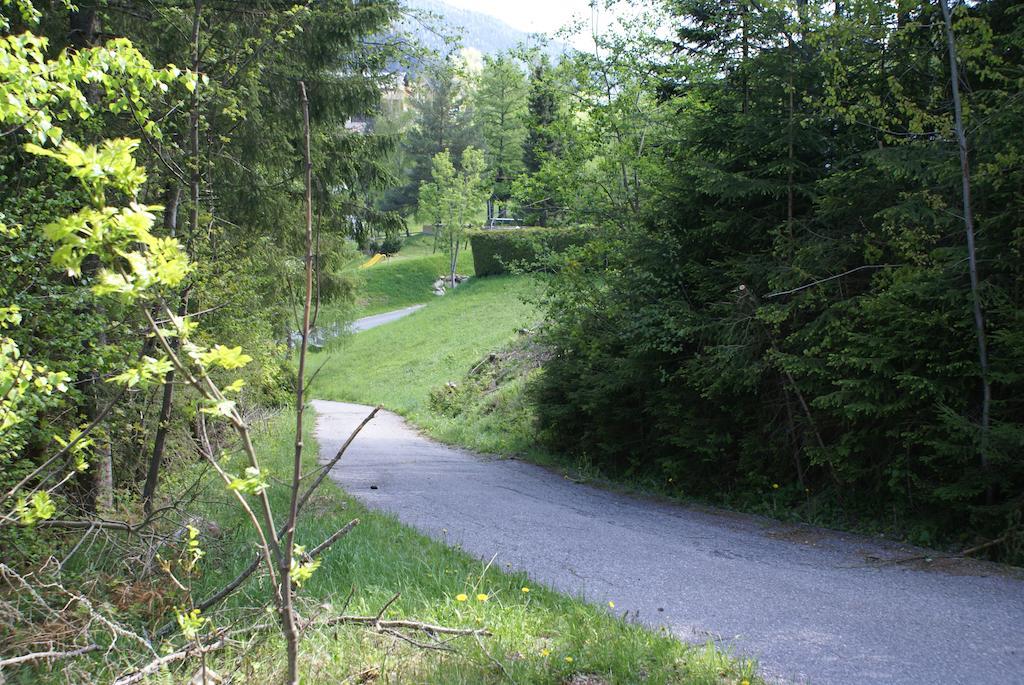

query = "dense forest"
[
  {"left": 525, "top": 0, "right": 1024, "bottom": 556},
  {"left": 2, "top": 0, "right": 1023, "bottom": 681}
]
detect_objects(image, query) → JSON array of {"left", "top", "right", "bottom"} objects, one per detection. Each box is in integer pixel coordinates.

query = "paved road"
[
  {"left": 312, "top": 400, "right": 1024, "bottom": 684},
  {"left": 350, "top": 304, "right": 426, "bottom": 333}
]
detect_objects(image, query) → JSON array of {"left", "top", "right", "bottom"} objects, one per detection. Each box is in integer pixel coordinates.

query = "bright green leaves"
[
  {"left": 1, "top": 32, "right": 187, "bottom": 145},
  {"left": 109, "top": 356, "right": 174, "bottom": 389},
  {"left": 289, "top": 545, "right": 320, "bottom": 588},
  {"left": 1, "top": 327, "right": 73, "bottom": 496},
  {"left": 53, "top": 428, "right": 96, "bottom": 473},
  {"left": 166, "top": 526, "right": 209, "bottom": 638},
  {"left": 175, "top": 607, "right": 208, "bottom": 641},
  {"left": 228, "top": 466, "right": 268, "bottom": 496},
  {"left": 223, "top": 379, "right": 246, "bottom": 394},
  {"left": 26, "top": 138, "right": 148, "bottom": 203},
  {"left": 173, "top": 341, "right": 253, "bottom": 421},
  {"left": 0, "top": 305, "right": 21, "bottom": 328},
  {"left": 29, "top": 138, "right": 182, "bottom": 295},
  {"left": 183, "top": 524, "right": 205, "bottom": 571},
  {"left": 199, "top": 345, "right": 253, "bottom": 371},
  {"left": 1, "top": 0, "right": 42, "bottom": 30},
  {"left": 0, "top": 334, "right": 69, "bottom": 434},
  {"left": 153, "top": 314, "right": 200, "bottom": 342},
  {"left": 200, "top": 400, "right": 236, "bottom": 418},
  {"left": 420, "top": 147, "right": 488, "bottom": 236},
  {"left": 419, "top": 146, "right": 488, "bottom": 283},
  {"left": 41, "top": 200, "right": 189, "bottom": 297},
  {"left": 3, "top": 25, "right": 195, "bottom": 300},
  {"left": 14, "top": 491, "right": 56, "bottom": 525}
]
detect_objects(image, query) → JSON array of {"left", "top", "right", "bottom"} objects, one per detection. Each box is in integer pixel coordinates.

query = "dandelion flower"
[
  {"left": 741, "top": 680, "right": 750, "bottom": 685},
  {"left": 564, "top": 656, "right": 574, "bottom": 663},
  {"left": 772, "top": 483, "right": 779, "bottom": 489},
  {"left": 476, "top": 593, "right": 488, "bottom": 602},
  {"left": 540, "top": 648, "right": 550, "bottom": 657},
  {"left": 521, "top": 587, "right": 530, "bottom": 593},
  {"left": 455, "top": 593, "right": 468, "bottom": 602},
  {"left": 608, "top": 601, "right": 615, "bottom": 609}
]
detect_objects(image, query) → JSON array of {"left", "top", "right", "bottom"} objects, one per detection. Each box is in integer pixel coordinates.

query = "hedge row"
[{"left": 469, "top": 227, "right": 592, "bottom": 276}]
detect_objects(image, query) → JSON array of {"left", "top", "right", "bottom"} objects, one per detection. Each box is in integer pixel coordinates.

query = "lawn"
[
  {"left": 348, "top": 232, "right": 476, "bottom": 317},
  {"left": 309, "top": 274, "right": 539, "bottom": 432}
]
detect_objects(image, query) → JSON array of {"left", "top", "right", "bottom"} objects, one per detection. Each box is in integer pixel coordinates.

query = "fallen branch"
[
  {"left": 0, "top": 644, "right": 100, "bottom": 669},
  {"left": 36, "top": 505, "right": 178, "bottom": 534},
  {"left": 112, "top": 633, "right": 229, "bottom": 685},
  {"left": 0, "top": 563, "right": 155, "bottom": 656},
  {"left": 373, "top": 592, "right": 401, "bottom": 627},
  {"left": 324, "top": 615, "right": 491, "bottom": 638},
  {"left": 870, "top": 534, "right": 1010, "bottom": 567},
  {"left": 961, "top": 534, "right": 1008, "bottom": 557},
  {"left": 383, "top": 627, "right": 455, "bottom": 652},
  {"left": 475, "top": 631, "right": 514, "bottom": 682},
  {"left": 306, "top": 519, "right": 359, "bottom": 560},
  {"left": 469, "top": 353, "right": 497, "bottom": 376}
]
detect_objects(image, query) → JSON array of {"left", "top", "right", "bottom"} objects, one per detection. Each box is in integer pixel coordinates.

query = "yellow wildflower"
[
  {"left": 772, "top": 483, "right": 779, "bottom": 489},
  {"left": 565, "top": 656, "right": 574, "bottom": 663},
  {"left": 521, "top": 587, "right": 530, "bottom": 593},
  {"left": 476, "top": 593, "right": 489, "bottom": 602},
  {"left": 455, "top": 593, "right": 468, "bottom": 602},
  {"left": 608, "top": 601, "right": 615, "bottom": 608},
  {"left": 540, "top": 648, "right": 550, "bottom": 657}
]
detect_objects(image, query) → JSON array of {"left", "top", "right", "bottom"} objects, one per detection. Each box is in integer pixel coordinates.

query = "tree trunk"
[
  {"left": 938, "top": 0, "right": 992, "bottom": 501},
  {"left": 188, "top": 0, "right": 202, "bottom": 259},
  {"left": 141, "top": 187, "right": 183, "bottom": 515},
  {"left": 450, "top": 230, "right": 458, "bottom": 288},
  {"left": 68, "top": 3, "right": 99, "bottom": 49},
  {"left": 279, "top": 79, "right": 315, "bottom": 685},
  {"left": 69, "top": 2, "right": 114, "bottom": 512},
  {"left": 91, "top": 323, "right": 114, "bottom": 512},
  {"left": 741, "top": 2, "right": 750, "bottom": 114}
]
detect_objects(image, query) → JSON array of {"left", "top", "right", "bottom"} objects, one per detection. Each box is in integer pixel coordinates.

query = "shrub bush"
[
  {"left": 370, "top": 236, "right": 404, "bottom": 255},
  {"left": 469, "top": 227, "right": 592, "bottom": 276}
]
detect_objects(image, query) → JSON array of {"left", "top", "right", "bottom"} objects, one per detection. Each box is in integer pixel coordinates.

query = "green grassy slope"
[
  {"left": 351, "top": 232, "right": 476, "bottom": 317},
  {"left": 311, "top": 275, "right": 539, "bottom": 427}
]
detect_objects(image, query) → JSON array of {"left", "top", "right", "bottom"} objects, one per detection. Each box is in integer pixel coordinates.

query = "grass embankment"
[
  {"left": 101, "top": 411, "right": 758, "bottom": 684},
  {"left": 348, "top": 232, "right": 476, "bottom": 317},
  {"left": 310, "top": 274, "right": 542, "bottom": 455}
]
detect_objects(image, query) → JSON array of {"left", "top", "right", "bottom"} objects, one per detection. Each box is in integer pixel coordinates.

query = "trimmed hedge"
[{"left": 469, "top": 227, "right": 592, "bottom": 276}]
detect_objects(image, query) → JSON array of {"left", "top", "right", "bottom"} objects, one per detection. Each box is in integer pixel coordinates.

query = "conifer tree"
[{"left": 475, "top": 54, "right": 527, "bottom": 219}]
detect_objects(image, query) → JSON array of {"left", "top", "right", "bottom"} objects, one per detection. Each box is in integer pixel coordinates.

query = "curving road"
[
  {"left": 350, "top": 304, "right": 426, "bottom": 333},
  {"left": 312, "top": 400, "right": 1024, "bottom": 684}
]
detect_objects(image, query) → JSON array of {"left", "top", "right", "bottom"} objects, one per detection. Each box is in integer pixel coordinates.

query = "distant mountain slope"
[{"left": 401, "top": 0, "right": 565, "bottom": 58}]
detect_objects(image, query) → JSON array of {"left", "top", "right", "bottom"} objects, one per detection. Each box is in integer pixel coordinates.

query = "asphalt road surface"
[
  {"left": 312, "top": 400, "right": 1024, "bottom": 684},
  {"left": 349, "top": 304, "right": 425, "bottom": 333}
]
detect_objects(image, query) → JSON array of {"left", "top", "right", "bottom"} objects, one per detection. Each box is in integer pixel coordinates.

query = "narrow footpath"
[
  {"left": 350, "top": 304, "right": 425, "bottom": 333},
  {"left": 312, "top": 400, "right": 1024, "bottom": 685}
]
